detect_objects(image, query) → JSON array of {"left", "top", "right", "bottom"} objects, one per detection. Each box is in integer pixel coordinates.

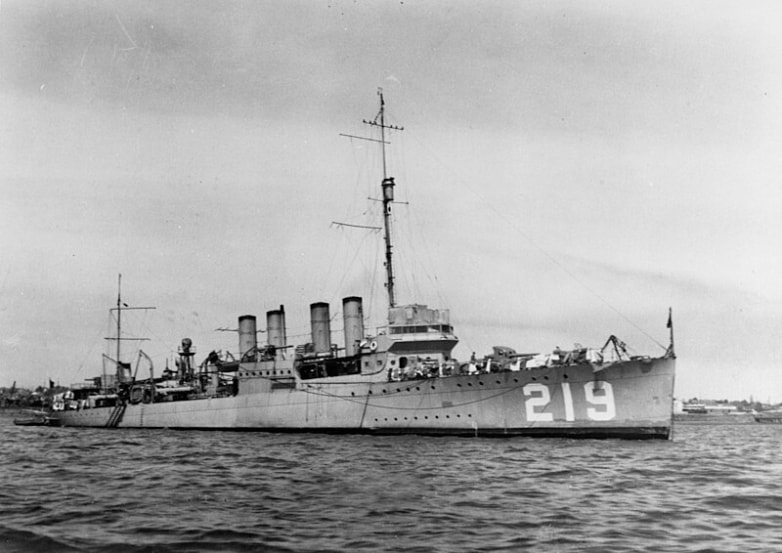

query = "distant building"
[
  {"left": 703, "top": 404, "right": 738, "bottom": 415},
  {"left": 681, "top": 401, "right": 738, "bottom": 415}
]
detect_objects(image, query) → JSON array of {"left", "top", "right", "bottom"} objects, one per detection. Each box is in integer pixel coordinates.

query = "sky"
[{"left": 1, "top": 1, "right": 781, "bottom": 402}]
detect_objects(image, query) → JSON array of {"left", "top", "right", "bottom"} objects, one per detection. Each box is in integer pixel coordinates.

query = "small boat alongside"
[{"left": 13, "top": 410, "right": 54, "bottom": 426}]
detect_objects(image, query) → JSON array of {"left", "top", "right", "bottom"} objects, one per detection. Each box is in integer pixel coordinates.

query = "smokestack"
[
  {"left": 238, "top": 315, "right": 257, "bottom": 358},
  {"left": 310, "top": 302, "right": 331, "bottom": 354},
  {"left": 342, "top": 296, "right": 364, "bottom": 356},
  {"left": 266, "top": 305, "right": 286, "bottom": 349}
]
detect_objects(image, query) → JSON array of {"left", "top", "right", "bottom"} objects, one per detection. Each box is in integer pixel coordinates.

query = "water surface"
[{"left": 1, "top": 414, "right": 779, "bottom": 552}]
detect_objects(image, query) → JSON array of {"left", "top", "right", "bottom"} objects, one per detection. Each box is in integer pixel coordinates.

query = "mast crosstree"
[
  {"left": 104, "top": 273, "right": 154, "bottom": 391},
  {"left": 362, "top": 88, "right": 404, "bottom": 309}
]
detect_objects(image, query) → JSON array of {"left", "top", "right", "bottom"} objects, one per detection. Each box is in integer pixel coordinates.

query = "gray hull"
[{"left": 54, "top": 356, "right": 675, "bottom": 439}]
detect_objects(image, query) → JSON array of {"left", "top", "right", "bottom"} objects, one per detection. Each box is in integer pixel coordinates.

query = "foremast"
[
  {"left": 363, "top": 88, "right": 403, "bottom": 309},
  {"left": 360, "top": 91, "right": 455, "bottom": 357}
]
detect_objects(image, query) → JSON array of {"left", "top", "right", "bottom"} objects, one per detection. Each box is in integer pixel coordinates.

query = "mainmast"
[
  {"left": 105, "top": 273, "right": 154, "bottom": 391},
  {"left": 116, "top": 273, "right": 122, "bottom": 373},
  {"left": 363, "top": 88, "right": 403, "bottom": 308}
]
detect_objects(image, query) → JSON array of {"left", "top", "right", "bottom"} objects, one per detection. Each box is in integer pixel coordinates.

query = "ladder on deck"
[{"left": 105, "top": 402, "right": 127, "bottom": 428}]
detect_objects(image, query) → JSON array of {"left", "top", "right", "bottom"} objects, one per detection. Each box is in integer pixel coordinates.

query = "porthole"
[
  {"left": 495, "top": 380, "right": 500, "bottom": 384},
  {"left": 467, "top": 413, "right": 472, "bottom": 417},
  {"left": 382, "top": 389, "right": 387, "bottom": 394},
  {"left": 563, "top": 374, "right": 568, "bottom": 379},
  {"left": 432, "top": 386, "right": 436, "bottom": 390},
  {"left": 424, "top": 416, "right": 429, "bottom": 420},
  {"left": 467, "top": 383, "right": 473, "bottom": 387},
  {"left": 479, "top": 382, "right": 484, "bottom": 386},
  {"left": 457, "top": 383, "right": 462, "bottom": 387},
  {"left": 446, "top": 415, "right": 450, "bottom": 418},
  {"left": 513, "top": 378, "right": 519, "bottom": 383},
  {"left": 351, "top": 392, "right": 355, "bottom": 396},
  {"left": 435, "top": 415, "right": 439, "bottom": 419},
  {"left": 368, "top": 391, "right": 373, "bottom": 395},
  {"left": 416, "top": 387, "right": 420, "bottom": 391},
  {"left": 532, "top": 377, "right": 537, "bottom": 381},
  {"left": 544, "top": 376, "right": 549, "bottom": 380}
]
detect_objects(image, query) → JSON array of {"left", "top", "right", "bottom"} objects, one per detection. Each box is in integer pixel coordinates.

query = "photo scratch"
[
  {"left": 114, "top": 13, "right": 138, "bottom": 51},
  {"left": 80, "top": 34, "right": 95, "bottom": 67}
]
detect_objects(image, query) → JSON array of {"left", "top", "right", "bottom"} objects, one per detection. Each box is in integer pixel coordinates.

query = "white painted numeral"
[
  {"left": 561, "top": 382, "right": 574, "bottom": 421},
  {"left": 523, "top": 383, "right": 553, "bottom": 422},
  {"left": 584, "top": 381, "right": 616, "bottom": 421}
]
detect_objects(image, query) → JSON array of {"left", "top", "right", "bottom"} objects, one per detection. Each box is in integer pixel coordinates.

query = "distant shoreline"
[{"left": 674, "top": 413, "right": 757, "bottom": 425}]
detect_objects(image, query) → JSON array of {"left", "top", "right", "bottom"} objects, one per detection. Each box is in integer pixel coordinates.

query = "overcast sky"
[{"left": 1, "top": 1, "right": 781, "bottom": 402}]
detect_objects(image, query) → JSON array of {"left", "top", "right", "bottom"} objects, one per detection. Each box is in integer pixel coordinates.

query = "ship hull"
[
  {"left": 53, "top": 356, "right": 675, "bottom": 439},
  {"left": 754, "top": 413, "right": 782, "bottom": 424}
]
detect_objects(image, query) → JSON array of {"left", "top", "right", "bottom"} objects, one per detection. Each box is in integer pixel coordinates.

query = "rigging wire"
[
  {"left": 384, "top": 131, "right": 457, "bottom": 319},
  {"left": 407, "top": 133, "right": 668, "bottom": 353},
  {"left": 331, "top": 132, "right": 392, "bottom": 330},
  {"left": 328, "top": 225, "right": 378, "bottom": 303},
  {"left": 76, "top": 324, "right": 109, "bottom": 374},
  {"left": 386, "top": 128, "right": 453, "bottom": 311}
]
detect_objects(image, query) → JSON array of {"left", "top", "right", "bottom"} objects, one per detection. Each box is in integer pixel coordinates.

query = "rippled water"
[{"left": 1, "top": 413, "right": 780, "bottom": 553}]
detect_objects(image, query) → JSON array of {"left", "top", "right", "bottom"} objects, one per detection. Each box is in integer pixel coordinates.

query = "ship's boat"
[
  {"left": 754, "top": 411, "right": 782, "bottom": 424},
  {"left": 51, "top": 92, "right": 677, "bottom": 439},
  {"left": 13, "top": 410, "right": 53, "bottom": 426}
]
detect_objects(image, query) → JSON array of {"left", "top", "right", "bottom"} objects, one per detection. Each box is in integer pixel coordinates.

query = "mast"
[
  {"left": 666, "top": 307, "right": 676, "bottom": 358},
  {"left": 116, "top": 273, "right": 122, "bottom": 374},
  {"left": 105, "top": 274, "right": 154, "bottom": 391},
  {"left": 363, "top": 88, "right": 403, "bottom": 308}
]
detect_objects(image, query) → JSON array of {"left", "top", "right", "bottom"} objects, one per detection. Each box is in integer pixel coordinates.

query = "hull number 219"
[{"left": 523, "top": 382, "right": 616, "bottom": 422}]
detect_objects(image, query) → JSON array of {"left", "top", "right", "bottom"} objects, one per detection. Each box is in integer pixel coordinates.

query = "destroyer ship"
[{"left": 52, "top": 92, "right": 676, "bottom": 439}]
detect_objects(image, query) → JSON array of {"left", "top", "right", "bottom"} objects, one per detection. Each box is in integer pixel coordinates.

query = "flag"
[
  {"left": 666, "top": 310, "right": 672, "bottom": 329},
  {"left": 49, "top": 379, "right": 55, "bottom": 389}
]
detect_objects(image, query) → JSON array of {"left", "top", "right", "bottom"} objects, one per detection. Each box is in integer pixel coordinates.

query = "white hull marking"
[
  {"left": 523, "top": 383, "right": 554, "bottom": 422},
  {"left": 585, "top": 381, "right": 616, "bottom": 421},
  {"left": 561, "top": 382, "right": 575, "bottom": 422}
]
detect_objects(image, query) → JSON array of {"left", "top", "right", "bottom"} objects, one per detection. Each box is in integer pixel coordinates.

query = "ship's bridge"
[
  {"left": 383, "top": 304, "right": 458, "bottom": 354},
  {"left": 388, "top": 304, "right": 453, "bottom": 333}
]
